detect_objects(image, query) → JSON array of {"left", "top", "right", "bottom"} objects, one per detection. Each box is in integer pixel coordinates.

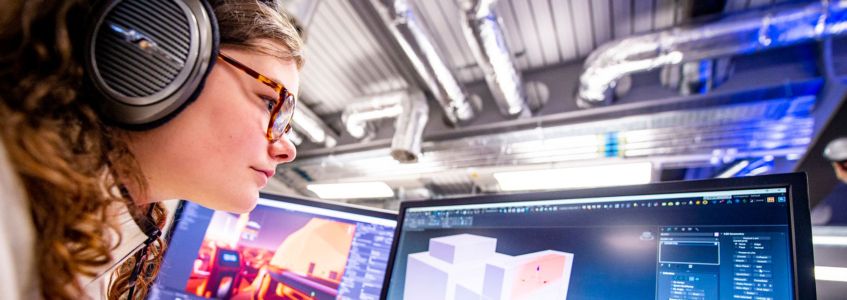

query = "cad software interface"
[
  {"left": 148, "top": 198, "right": 396, "bottom": 300},
  {"left": 385, "top": 187, "right": 794, "bottom": 300}
]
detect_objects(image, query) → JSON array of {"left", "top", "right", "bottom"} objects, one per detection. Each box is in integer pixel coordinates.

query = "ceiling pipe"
[
  {"left": 279, "top": 0, "right": 338, "bottom": 148},
  {"left": 291, "top": 104, "right": 338, "bottom": 148},
  {"left": 578, "top": 0, "right": 847, "bottom": 108},
  {"left": 341, "top": 90, "right": 429, "bottom": 163},
  {"left": 659, "top": 57, "right": 734, "bottom": 97},
  {"left": 370, "top": 0, "right": 475, "bottom": 126},
  {"left": 390, "top": 91, "right": 429, "bottom": 163},
  {"left": 286, "top": 127, "right": 304, "bottom": 146},
  {"left": 459, "top": 0, "right": 530, "bottom": 118},
  {"left": 342, "top": 91, "right": 405, "bottom": 140}
]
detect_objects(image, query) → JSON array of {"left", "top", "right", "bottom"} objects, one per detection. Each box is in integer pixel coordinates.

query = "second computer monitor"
[
  {"left": 382, "top": 173, "right": 815, "bottom": 300},
  {"left": 149, "top": 193, "right": 397, "bottom": 300}
]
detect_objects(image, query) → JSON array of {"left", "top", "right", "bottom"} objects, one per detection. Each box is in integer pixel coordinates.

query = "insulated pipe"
[
  {"left": 341, "top": 91, "right": 405, "bottom": 140},
  {"left": 459, "top": 0, "right": 529, "bottom": 118},
  {"left": 391, "top": 91, "right": 429, "bottom": 163},
  {"left": 291, "top": 104, "right": 338, "bottom": 148},
  {"left": 370, "top": 0, "right": 475, "bottom": 125},
  {"left": 341, "top": 90, "right": 429, "bottom": 163},
  {"left": 578, "top": 0, "right": 847, "bottom": 107}
]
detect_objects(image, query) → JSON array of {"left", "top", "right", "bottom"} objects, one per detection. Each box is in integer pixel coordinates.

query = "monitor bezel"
[
  {"left": 258, "top": 192, "right": 398, "bottom": 221},
  {"left": 164, "top": 192, "right": 398, "bottom": 243},
  {"left": 379, "top": 172, "right": 815, "bottom": 300}
]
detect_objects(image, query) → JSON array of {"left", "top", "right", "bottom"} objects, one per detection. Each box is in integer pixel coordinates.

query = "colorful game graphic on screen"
[
  {"left": 148, "top": 197, "right": 396, "bottom": 300},
  {"left": 185, "top": 207, "right": 357, "bottom": 300}
]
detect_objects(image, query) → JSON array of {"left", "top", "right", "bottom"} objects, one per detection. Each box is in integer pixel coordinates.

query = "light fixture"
[
  {"left": 813, "top": 235, "right": 847, "bottom": 246},
  {"left": 306, "top": 182, "right": 395, "bottom": 199},
  {"left": 717, "top": 160, "right": 749, "bottom": 178},
  {"left": 816, "top": 266, "right": 847, "bottom": 282},
  {"left": 494, "top": 162, "right": 653, "bottom": 192}
]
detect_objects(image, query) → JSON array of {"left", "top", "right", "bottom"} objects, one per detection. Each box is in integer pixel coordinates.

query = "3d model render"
[{"left": 404, "top": 234, "right": 574, "bottom": 300}]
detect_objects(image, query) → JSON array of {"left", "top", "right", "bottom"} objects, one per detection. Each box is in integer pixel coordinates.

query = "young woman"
[{"left": 0, "top": 0, "right": 302, "bottom": 298}]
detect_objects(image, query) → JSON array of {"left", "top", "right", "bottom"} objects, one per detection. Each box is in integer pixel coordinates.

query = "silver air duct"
[
  {"left": 459, "top": 0, "right": 529, "bottom": 118},
  {"left": 291, "top": 104, "right": 338, "bottom": 148},
  {"left": 342, "top": 91, "right": 405, "bottom": 140},
  {"left": 578, "top": 0, "right": 847, "bottom": 108},
  {"left": 391, "top": 91, "right": 429, "bottom": 163},
  {"left": 286, "top": 128, "right": 304, "bottom": 146},
  {"left": 341, "top": 90, "right": 429, "bottom": 163},
  {"left": 370, "top": 0, "right": 475, "bottom": 125},
  {"left": 659, "top": 58, "right": 733, "bottom": 96}
]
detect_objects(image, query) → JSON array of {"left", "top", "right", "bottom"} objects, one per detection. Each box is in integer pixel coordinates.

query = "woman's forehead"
[
  {"left": 224, "top": 47, "right": 298, "bottom": 87},
  {"left": 223, "top": 39, "right": 296, "bottom": 63}
]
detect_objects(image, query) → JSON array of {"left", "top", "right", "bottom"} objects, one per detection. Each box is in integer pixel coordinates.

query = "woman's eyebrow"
[{"left": 259, "top": 72, "right": 285, "bottom": 90}]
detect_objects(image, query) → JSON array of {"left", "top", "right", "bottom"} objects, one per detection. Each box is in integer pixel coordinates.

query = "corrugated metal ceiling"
[
  {"left": 296, "top": 0, "right": 789, "bottom": 116},
  {"left": 267, "top": 0, "right": 828, "bottom": 202},
  {"left": 296, "top": 0, "right": 408, "bottom": 115}
]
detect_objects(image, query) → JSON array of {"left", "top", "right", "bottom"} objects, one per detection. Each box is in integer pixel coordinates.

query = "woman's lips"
[{"left": 251, "top": 168, "right": 275, "bottom": 186}]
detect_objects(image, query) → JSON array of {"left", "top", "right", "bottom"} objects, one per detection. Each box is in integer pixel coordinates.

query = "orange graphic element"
[
  {"left": 511, "top": 253, "right": 568, "bottom": 298},
  {"left": 268, "top": 218, "right": 356, "bottom": 282}
]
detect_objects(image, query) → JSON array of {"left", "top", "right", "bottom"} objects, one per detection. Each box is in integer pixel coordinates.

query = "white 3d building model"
[{"left": 404, "top": 234, "right": 574, "bottom": 300}]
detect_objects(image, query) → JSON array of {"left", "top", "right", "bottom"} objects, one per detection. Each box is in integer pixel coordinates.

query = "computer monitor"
[
  {"left": 148, "top": 193, "right": 397, "bottom": 300},
  {"left": 381, "top": 173, "right": 816, "bottom": 299}
]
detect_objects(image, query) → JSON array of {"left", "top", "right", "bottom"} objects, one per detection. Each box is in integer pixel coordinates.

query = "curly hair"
[
  {"left": 0, "top": 0, "right": 302, "bottom": 299},
  {"left": 0, "top": 0, "right": 166, "bottom": 299}
]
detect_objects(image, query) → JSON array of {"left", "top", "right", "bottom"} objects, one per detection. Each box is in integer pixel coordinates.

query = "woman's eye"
[{"left": 259, "top": 95, "right": 276, "bottom": 113}]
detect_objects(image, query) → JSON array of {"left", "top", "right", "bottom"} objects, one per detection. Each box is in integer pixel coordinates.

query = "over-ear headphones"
[{"left": 84, "top": 0, "right": 219, "bottom": 130}]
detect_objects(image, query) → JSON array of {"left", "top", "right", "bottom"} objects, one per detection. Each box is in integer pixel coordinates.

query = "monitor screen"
[
  {"left": 382, "top": 173, "right": 815, "bottom": 300},
  {"left": 148, "top": 193, "right": 397, "bottom": 300}
]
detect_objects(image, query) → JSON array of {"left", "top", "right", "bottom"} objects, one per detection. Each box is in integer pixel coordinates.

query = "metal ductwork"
[
  {"left": 370, "top": 0, "right": 475, "bottom": 126},
  {"left": 284, "top": 94, "right": 817, "bottom": 199},
  {"left": 291, "top": 104, "right": 338, "bottom": 148},
  {"left": 286, "top": 128, "right": 304, "bottom": 146},
  {"left": 459, "top": 0, "right": 529, "bottom": 118},
  {"left": 578, "top": 0, "right": 847, "bottom": 108},
  {"left": 659, "top": 58, "right": 733, "bottom": 97},
  {"left": 342, "top": 91, "right": 405, "bottom": 140},
  {"left": 390, "top": 91, "right": 429, "bottom": 163},
  {"left": 341, "top": 90, "right": 429, "bottom": 163}
]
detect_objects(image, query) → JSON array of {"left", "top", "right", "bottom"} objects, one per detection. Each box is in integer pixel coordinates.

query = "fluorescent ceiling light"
[
  {"left": 495, "top": 162, "right": 653, "bottom": 192},
  {"left": 717, "top": 160, "right": 749, "bottom": 178},
  {"left": 816, "top": 266, "right": 847, "bottom": 282},
  {"left": 307, "top": 182, "right": 394, "bottom": 199},
  {"left": 813, "top": 235, "right": 847, "bottom": 246}
]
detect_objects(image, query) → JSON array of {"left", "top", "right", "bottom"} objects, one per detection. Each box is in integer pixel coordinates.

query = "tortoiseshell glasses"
[{"left": 217, "top": 52, "right": 295, "bottom": 142}]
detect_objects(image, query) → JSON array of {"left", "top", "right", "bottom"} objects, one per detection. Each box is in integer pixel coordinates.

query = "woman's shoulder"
[{"left": 0, "top": 138, "right": 42, "bottom": 298}]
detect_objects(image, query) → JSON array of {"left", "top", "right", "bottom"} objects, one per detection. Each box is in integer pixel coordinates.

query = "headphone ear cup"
[{"left": 84, "top": 0, "right": 219, "bottom": 130}]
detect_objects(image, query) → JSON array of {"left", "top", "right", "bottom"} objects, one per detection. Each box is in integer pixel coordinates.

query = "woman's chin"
[
  {"left": 229, "top": 198, "right": 258, "bottom": 214},
  {"left": 194, "top": 191, "right": 259, "bottom": 213},
  {"left": 227, "top": 193, "right": 259, "bottom": 213}
]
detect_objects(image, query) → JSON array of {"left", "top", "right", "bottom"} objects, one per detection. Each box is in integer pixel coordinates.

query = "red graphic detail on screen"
[{"left": 185, "top": 210, "right": 356, "bottom": 299}]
